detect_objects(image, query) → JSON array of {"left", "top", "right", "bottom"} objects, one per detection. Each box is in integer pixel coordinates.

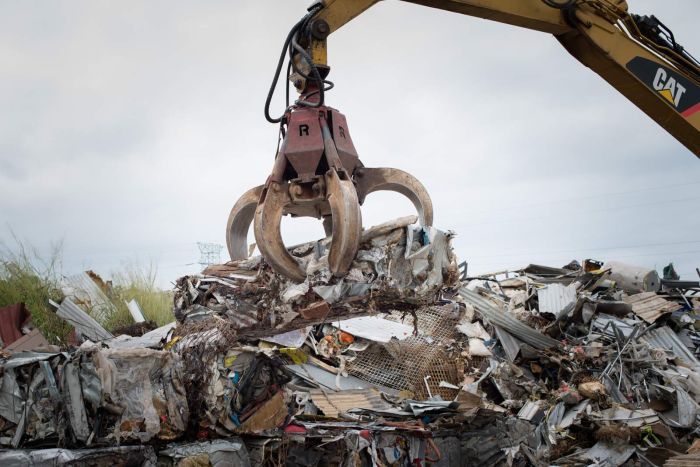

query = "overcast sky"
[{"left": 1, "top": 0, "right": 699, "bottom": 288}]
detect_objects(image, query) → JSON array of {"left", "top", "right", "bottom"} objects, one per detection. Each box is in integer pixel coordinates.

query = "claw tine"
[
  {"left": 355, "top": 167, "right": 434, "bottom": 226},
  {"left": 226, "top": 185, "right": 264, "bottom": 261},
  {"left": 254, "top": 183, "right": 307, "bottom": 283},
  {"left": 322, "top": 215, "right": 333, "bottom": 237},
  {"left": 325, "top": 170, "right": 362, "bottom": 277}
]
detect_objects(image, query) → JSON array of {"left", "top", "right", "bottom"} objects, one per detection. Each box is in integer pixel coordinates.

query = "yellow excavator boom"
[
  {"left": 226, "top": 0, "right": 699, "bottom": 282},
  {"left": 312, "top": 0, "right": 700, "bottom": 156}
]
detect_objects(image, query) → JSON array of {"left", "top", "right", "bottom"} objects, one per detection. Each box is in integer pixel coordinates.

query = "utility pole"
[{"left": 197, "top": 242, "right": 223, "bottom": 268}]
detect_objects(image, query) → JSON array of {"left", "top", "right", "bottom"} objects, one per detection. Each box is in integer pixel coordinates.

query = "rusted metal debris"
[
  {"left": 174, "top": 217, "right": 459, "bottom": 339},
  {"left": 2, "top": 219, "right": 700, "bottom": 465},
  {"left": 0, "top": 304, "right": 29, "bottom": 349}
]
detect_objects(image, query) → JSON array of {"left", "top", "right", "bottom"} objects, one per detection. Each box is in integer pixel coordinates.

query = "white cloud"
[{"left": 1, "top": 0, "right": 698, "bottom": 285}]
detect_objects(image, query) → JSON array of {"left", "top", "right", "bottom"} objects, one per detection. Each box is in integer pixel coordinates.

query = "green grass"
[
  {"left": 104, "top": 264, "right": 174, "bottom": 331},
  {"left": 0, "top": 240, "right": 72, "bottom": 345},
  {"left": 1, "top": 237, "right": 174, "bottom": 346}
]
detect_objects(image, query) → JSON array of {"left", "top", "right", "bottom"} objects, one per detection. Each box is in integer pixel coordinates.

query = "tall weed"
[{"left": 0, "top": 238, "right": 72, "bottom": 344}]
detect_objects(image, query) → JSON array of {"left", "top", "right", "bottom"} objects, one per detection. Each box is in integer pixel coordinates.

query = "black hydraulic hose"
[
  {"left": 291, "top": 35, "right": 325, "bottom": 108},
  {"left": 265, "top": 3, "right": 334, "bottom": 123},
  {"left": 541, "top": 0, "right": 576, "bottom": 8},
  {"left": 288, "top": 32, "right": 335, "bottom": 98},
  {"left": 264, "top": 18, "right": 306, "bottom": 124},
  {"left": 285, "top": 61, "right": 292, "bottom": 109},
  {"left": 264, "top": 4, "right": 325, "bottom": 124}
]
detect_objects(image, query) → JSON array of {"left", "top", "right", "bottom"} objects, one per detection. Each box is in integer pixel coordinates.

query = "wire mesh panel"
[
  {"left": 382, "top": 304, "right": 461, "bottom": 340},
  {"left": 346, "top": 305, "right": 462, "bottom": 400}
]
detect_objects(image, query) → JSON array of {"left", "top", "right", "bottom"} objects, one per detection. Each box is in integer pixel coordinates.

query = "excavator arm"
[
  {"left": 227, "top": 0, "right": 699, "bottom": 283},
  {"left": 311, "top": 0, "right": 700, "bottom": 156}
]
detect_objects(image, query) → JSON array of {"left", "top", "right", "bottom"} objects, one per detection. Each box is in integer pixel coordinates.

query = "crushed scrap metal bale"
[
  {"left": 1, "top": 218, "right": 700, "bottom": 466},
  {"left": 173, "top": 216, "right": 459, "bottom": 337}
]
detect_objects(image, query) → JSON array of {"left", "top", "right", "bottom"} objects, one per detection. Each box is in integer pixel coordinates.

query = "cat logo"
[
  {"left": 627, "top": 56, "right": 699, "bottom": 118},
  {"left": 652, "top": 67, "right": 686, "bottom": 107}
]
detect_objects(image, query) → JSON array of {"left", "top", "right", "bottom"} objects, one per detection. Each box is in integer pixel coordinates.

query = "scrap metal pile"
[{"left": 1, "top": 218, "right": 700, "bottom": 466}]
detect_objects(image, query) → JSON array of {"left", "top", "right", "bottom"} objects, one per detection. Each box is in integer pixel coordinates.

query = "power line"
[
  {"left": 158, "top": 263, "right": 200, "bottom": 270},
  {"left": 197, "top": 242, "right": 223, "bottom": 268},
  {"left": 449, "top": 180, "right": 700, "bottom": 217},
  {"left": 465, "top": 239, "right": 700, "bottom": 259},
  {"left": 469, "top": 249, "right": 700, "bottom": 268},
  {"left": 451, "top": 195, "right": 700, "bottom": 228},
  {"left": 471, "top": 250, "right": 700, "bottom": 263},
  {"left": 59, "top": 244, "right": 198, "bottom": 259}
]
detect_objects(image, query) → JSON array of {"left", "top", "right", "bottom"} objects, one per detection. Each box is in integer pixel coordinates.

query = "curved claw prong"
[
  {"left": 226, "top": 185, "right": 263, "bottom": 261},
  {"left": 325, "top": 170, "right": 362, "bottom": 277},
  {"left": 254, "top": 182, "right": 307, "bottom": 282},
  {"left": 354, "top": 167, "right": 434, "bottom": 227}
]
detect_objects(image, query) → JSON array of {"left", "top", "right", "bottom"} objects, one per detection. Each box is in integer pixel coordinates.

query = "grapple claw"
[
  {"left": 325, "top": 169, "right": 362, "bottom": 277},
  {"left": 226, "top": 104, "right": 433, "bottom": 283},
  {"left": 254, "top": 182, "right": 307, "bottom": 283},
  {"left": 354, "top": 167, "right": 434, "bottom": 227},
  {"left": 226, "top": 185, "right": 263, "bottom": 261}
]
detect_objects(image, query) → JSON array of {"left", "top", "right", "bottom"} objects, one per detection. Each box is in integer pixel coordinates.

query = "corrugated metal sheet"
[
  {"left": 665, "top": 453, "right": 700, "bottom": 467},
  {"left": 57, "top": 298, "right": 113, "bottom": 342},
  {"left": 5, "top": 329, "right": 50, "bottom": 352},
  {"left": 586, "top": 441, "right": 635, "bottom": 466},
  {"left": 0, "top": 303, "right": 29, "bottom": 347},
  {"left": 623, "top": 292, "right": 682, "bottom": 324},
  {"left": 591, "top": 314, "right": 639, "bottom": 338},
  {"left": 517, "top": 400, "right": 545, "bottom": 422},
  {"left": 126, "top": 299, "right": 146, "bottom": 323},
  {"left": 332, "top": 316, "right": 414, "bottom": 343},
  {"left": 61, "top": 273, "right": 115, "bottom": 324},
  {"left": 458, "top": 288, "right": 560, "bottom": 350},
  {"left": 106, "top": 322, "right": 176, "bottom": 349},
  {"left": 309, "top": 388, "right": 390, "bottom": 418},
  {"left": 643, "top": 326, "right": 700, "bottom": 368},
  {"left": 493, "top": 326, "right": 524, "bottom": 362},
  {"left": 520, "top": 264, "right": 578, "bottom": 285},
  {"left": 537, "top": 283, "right": 576, "bottom": 317},
  {"left": 287, "top": 364, "right": 384, "bottom": 392}
]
